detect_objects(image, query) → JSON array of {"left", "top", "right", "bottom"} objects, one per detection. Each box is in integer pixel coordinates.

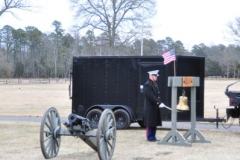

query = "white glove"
[{"left": 159, "top": 103, "right": 165, "bottom": 108}]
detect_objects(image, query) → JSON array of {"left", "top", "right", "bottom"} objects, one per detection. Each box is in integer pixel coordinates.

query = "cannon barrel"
[
  {"left": 225, "top": 79, "right": 240, "bottom": 96},
  {"left": 68, "top": 113, "right": 89, "bottom": 125},
  {"left": 67, "top": 113, "right": 92, "bottom": 134}
]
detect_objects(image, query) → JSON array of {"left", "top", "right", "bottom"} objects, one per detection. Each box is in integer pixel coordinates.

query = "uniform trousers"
[{"left": 146, "top": 127, "right": 157, "bottom": 141}]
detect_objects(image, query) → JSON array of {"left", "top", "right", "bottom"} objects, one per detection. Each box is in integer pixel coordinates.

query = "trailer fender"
[{"left": 85, "top": 105, "right": 104, "bottom": 117}]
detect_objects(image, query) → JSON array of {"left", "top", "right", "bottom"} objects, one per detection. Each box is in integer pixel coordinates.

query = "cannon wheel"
[
  {"left": 40, "top": 107, "right": 61, "bottom": 159},
  {"left": 97, "top": 109, "right": 117, "bottom": 160}
]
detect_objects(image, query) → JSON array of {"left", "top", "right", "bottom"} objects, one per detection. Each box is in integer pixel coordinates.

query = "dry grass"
[
  {"left": 0, "top": 83, "right": 71, "bottom": 117},
  {"left": 1, "top": 80, "right": 240, "bottom": 160},
  {"left": 1, "top": 122, "right": 240, "bottom": 160}
]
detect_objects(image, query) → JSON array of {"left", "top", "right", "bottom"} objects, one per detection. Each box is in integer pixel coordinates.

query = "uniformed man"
[{"left": 143, "top": 70, "right": 165, "bottom": 142}]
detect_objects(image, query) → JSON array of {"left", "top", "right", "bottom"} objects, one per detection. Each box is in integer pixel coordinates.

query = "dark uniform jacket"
[{"left": 143, "top": 79, "right": 162, "bottom": 127}]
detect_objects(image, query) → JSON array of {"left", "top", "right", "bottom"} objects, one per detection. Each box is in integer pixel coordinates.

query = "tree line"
[{"left": 0, "top": 22, "right": 240, "bottom": 79}]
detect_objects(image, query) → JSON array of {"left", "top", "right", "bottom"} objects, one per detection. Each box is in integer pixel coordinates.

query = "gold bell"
[{"left": 177, "top": 90, "right": 189, "bottom": 111}]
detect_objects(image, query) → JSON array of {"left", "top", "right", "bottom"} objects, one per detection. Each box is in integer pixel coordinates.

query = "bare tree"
[
  {"left": 52, "top": 20, "right": 64, "bottom": 78},
  {"left": 0, "top": 0, "right": 32, "bottom": 17},
  {"left": 222, "top": 45, "right": 239, "bottom": 78},
  {"left": 227, "top": 17, "right": 240, "bottom": 44},
  {"left": 70, "top": 0, "right": 156, "bottom": 47}
]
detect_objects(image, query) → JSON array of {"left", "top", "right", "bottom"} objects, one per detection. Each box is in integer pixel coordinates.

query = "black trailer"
[{"left": 70, "top": 55, "right": 205, "bottom": 129}]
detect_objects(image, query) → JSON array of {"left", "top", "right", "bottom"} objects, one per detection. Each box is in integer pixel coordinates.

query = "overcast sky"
[{"left": 1, "top": 0, "right": 240, "bottom": 50}]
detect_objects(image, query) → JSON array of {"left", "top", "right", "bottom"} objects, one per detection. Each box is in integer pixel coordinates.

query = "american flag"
[{"left": 162, "top": 49, "right": 176, "bottom": 65}]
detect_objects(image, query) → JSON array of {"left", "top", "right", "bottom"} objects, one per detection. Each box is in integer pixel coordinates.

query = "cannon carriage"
[{"left": 40, "top": 107, "right": 116, "bottom": 160}]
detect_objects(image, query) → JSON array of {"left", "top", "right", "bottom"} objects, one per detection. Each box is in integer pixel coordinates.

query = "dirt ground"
[{"left": 1, "top": 79, "right": 240, "bottom": 160}]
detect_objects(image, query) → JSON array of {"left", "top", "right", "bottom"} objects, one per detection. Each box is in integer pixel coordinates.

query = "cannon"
[{"left": 40, "top": 107, "right": 116, "bottom": 160}]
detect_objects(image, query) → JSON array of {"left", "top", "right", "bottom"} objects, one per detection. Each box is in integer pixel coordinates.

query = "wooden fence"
[
  {"left": 0, "top": 78, "right": 69, "bottom": 85},
  {"left": 205, "top": 76, "right": 239, "bottom": 80},
  {"left": 0, "top": 77, "right": 238, "bottom": 85}
]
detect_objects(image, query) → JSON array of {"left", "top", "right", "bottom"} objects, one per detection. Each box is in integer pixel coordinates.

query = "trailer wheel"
[
  {"left": 113, "top": 109, "right": 130, "bottom": 129},
  {"left": 86, "top": 109, "right": 103, "bottom": 129}
]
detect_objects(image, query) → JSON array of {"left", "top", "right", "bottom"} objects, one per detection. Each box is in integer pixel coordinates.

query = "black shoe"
[
  {"left": 148, "top": 139, "right": 160, "bottom": 142},
  {"left": 148, "top": 139, "right": 161, "bottom": 142},
  {"left": 148, "top": 139, "right": 156, "bottom": 142}
]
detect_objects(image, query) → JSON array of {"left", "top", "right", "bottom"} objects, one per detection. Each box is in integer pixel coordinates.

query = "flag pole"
[{"left": 174, "top": 61, "right": 176, "bottom": 76}]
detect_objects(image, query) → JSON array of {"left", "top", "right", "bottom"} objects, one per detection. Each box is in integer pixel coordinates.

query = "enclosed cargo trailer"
[{"left": 70, "top": 55, "right": 205, "bottom": 129}]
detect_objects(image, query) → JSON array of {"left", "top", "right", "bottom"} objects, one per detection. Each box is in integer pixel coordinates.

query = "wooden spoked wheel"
[
  {"left": 97, "top": 109, "right": 117, "bottom": 160},
  {"left": 40, "top": 107, "right": 61, "bottom": 159}
]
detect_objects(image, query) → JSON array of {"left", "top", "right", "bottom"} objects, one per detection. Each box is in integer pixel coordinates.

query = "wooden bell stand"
[{"left": 158, "top": 76, "right": 210, "bottom": 146}]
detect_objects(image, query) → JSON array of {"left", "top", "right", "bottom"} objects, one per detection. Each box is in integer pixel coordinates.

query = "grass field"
[
  {"left": 1, "top": 80, "right": 240, "bottom": 160},
  {"left": 0, "top": 83, "right": 71, "bottom": 117}
]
